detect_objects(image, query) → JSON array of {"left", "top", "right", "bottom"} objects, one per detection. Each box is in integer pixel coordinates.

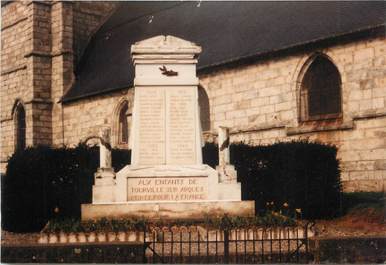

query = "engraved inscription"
[
  {"left": 138, "top": 87, "right": 165, "bottom": 164},
  {"left": 127, "top": 177, "right": 208, "bottom": 201},
  {"left": 167, "top": 87, "right": 196, "bottom": 164}
]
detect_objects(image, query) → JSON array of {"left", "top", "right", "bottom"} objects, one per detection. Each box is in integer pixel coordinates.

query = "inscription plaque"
[
  {"left": 137, "top": 87, "right": 165, "bottom": 165},
  {"left": 167, "top": 87, "right": 197, "bottom": 164},
  {"left": 127, "top": 177, "right": 208, "bottom": 201},
  {"left": 135, "top": 86, "right": 198, "bottom": 165}
]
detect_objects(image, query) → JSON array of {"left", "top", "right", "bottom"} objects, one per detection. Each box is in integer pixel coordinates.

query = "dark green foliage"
[
  {"left": 202, "top": 142, "right": 218, "bottom": 168},
  {"left": 1, "top": 145, "right": 130, "bottom": 232},
  {"left": 204, "top": 140, "right": 342, "bottom": 220},
  {"left": 2, "top": 140, "right": 340, "bottom": 232},
  {"left": 43, "top": 214, "right": 296, "bottom": 234}
]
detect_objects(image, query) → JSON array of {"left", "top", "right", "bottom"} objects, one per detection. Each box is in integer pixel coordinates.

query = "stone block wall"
[
  {"left": 61, "top": 89, "right": 132, "bottom": 147},
  {"left": 1, "top": 1, "right": 384, "bottom": 192},
  {"left": 1, "top": 1, "right": 35, "bottom": 172},
  {"left": 72, "top": 1, "right": 118, "bottom": 66},
  {"left": 198, "top": 35, "right": 386, "bottom": 192},
  {"left": 51, "top": 1, "right": 118, "bottom": 146},
  {"left": 1, "top": 1, "right": 118, "bottom": 172},
  {"left": 55, "top": 34, "right": 385, "bottom": 192}
]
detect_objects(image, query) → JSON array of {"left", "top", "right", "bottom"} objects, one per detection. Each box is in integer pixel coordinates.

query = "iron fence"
[
  {"left": 144, "top": 222, "right": 314, "bottom": 264},
  {"left": 1, "top": 242, "right": 146, "bottom": 263},
  {"left": 1, "top": 223, "right": 314, "bottom": 263}
]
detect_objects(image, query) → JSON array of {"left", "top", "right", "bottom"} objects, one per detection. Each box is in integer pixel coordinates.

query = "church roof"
[{"left": 63, "top": 1, "right": 385, "bottom": 102}]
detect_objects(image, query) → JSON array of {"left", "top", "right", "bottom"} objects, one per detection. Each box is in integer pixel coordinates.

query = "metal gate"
[{"left": 144, "top": 223, "right": 314, "bottom": 263}]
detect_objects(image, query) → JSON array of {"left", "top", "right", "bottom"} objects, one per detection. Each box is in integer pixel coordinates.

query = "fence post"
[
  {"left": 305, "top": 223, "right": 309, "bottom": 254},
  {"left": 224, "top": 229, "right": 229, "bottom": 264},
  {"left": 142, "top": 227, "right": 147, "bottom": 263}
]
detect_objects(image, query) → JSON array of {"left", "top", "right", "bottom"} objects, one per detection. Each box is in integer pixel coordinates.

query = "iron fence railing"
[
  {"left": 1, "top": 223, "right": 314, "bottom": 263},
  {"left": 144, "top": 223, "right": 314, "bottom": 264},
  {"left": 1, "top": 242, "right": 147, "bottom": 263}
]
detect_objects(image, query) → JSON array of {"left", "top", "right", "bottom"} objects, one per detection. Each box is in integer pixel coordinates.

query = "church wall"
[
  {"left": 72, "top": 1, "right": 118, "bottom": 66},
  {"left": 51, "top": 1, "right": 118, "bottom": 147},
  {"left": 60, "top": 89, "right": 132, "bottom": 147},
  {"left": 1, "top": 2, "right": 384, "bottom": 192},
  {"left": 1, "top": 1, "right": 32, "bottom": 172},
  {"left": 56, "top": 35, "right": 385, "bottom": 192},
  {"left": 199, "top": 35, "right": 386, "bottom": 192},
  {"left": 1, "top": 1, "right": 119, "bottom": 172}
]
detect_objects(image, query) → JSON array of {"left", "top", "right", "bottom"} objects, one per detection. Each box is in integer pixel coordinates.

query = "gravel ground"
[
  {"left": 2, "top": 207, "right": 385, "bottom": 246},
  {"left": 1, "top": 230, "right": 40, "bottom": 246}
]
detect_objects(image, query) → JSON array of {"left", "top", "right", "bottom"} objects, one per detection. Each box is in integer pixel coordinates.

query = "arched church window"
[
  {"left": 118, "top": 102, "right": 129, "bottom": 144},
  {"left": 14, "top": 103, "right": 26, "bottom": 151},
  {"left": 300, "top": 55, "right": 342, "bottom": 121}
]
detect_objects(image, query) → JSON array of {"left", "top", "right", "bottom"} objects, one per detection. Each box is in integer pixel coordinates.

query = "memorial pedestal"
[
  {"left": 115, "top": 165, "right": 241, "bottom": 202},
  {"left": 82, "top": 200, "right": 255, "bottom": 220},
  {"left": 82, "top": 164, "right": 253, "bottom": 220},
  {"left": 81, "top": 35, "right": 255, "bottom": 220}
]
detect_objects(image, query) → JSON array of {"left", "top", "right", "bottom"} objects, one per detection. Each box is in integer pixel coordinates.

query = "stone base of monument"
[
  {"left": 114, "top": 164, "right": 242, "bottom": 202},
  {"left": 81, "top": 200, "right": 255, "bottom": 220},
  {"left": 93, "top": 168, "right": 116, "bottom": 203},
  {"left": 82, "top": 164, "right": 255, "bottom": 220},
  {"left": 216, "top": 165, "right": 238, "bottom": 183}
]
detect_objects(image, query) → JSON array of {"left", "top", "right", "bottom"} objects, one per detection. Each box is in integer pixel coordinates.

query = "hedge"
[
  {"left": 2, "top": 140, "right": 341, "bottom": 232},
  {"left": 229, "top": 141, "right": 342, "bottom": 220},
  {"left": 202, "top": 141, "right": 341, "bottom": 220},
  {"left": 1, "top": 144, "right": 130, "bottom": 232},
  {"left": 43, "top": 213, "right": 297, "bottom": 234}
]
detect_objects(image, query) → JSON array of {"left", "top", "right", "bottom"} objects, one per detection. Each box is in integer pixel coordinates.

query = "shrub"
[
  {"left": 2, "top": 144, "right": 130, "bottom": 232},
  {"left": 202, "top": 142, "right": 218, "bottom": 168},
  {"left": 2, "top": 140, "right": 340, "bottom": 232},
  {"left": 42, "top": 214, "right": 296, "bottom": 233},
  {"left": 203, "top": 140, "right": 341, "bottom": 220}
]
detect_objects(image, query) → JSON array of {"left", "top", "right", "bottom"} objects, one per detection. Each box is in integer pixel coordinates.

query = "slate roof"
[{"left": 63, "top": 1, "right": 385, "bottom": 102}]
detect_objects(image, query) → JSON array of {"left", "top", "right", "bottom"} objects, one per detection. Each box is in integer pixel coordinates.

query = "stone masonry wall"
[
  {"left": 2, "top": 1, "right": 385, "bottom": 192},
  {"left": 1, "top": 1, "right": 118, "bottom": 172},
  {"left": 198, "top": 35, "right": 386, "bottom": 192},
  {"left": 1, "top": 1, "right": 30, "bottom": 170},
  {"left": 72, "top": 1, "right": 118, "bottom": 66},
  {"left": 61, "top": 89, "right": 132, "bottom": 147},
  {"left": 0, "top": 1, "right": 54, "bottom": 172},
  {"left": 58, "top": 34, "right": 385, "bottom": 192},
  {"left": 51, "top": 1, "right": 118, "bottom": 146}
]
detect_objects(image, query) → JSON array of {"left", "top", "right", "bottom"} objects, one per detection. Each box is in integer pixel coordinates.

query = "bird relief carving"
[{"left": 159, "top": 65, "right": 178, "bottom": 76}]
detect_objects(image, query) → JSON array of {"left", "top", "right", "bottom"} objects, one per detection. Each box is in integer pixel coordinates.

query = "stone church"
[{"left": 1, "top": 1, "right": 385, "bottom": 192}]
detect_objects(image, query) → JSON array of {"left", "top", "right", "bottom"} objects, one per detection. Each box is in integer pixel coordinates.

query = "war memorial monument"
[{"left": 81, "top": 35, "right": 254, "bottom": 220}]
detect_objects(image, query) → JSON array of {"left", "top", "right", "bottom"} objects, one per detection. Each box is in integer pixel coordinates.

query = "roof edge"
[
  {"left": 198, "top": 23, "right": 386, "bottom": 71},
  {"left": 61, "top": 86, "right": 130, "bottom": 104},
  {"left": 64, "top": 24, "right": 385, "bottom": 103}
]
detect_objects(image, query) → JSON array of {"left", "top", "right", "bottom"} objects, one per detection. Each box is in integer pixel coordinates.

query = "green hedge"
[
  {"left": 2, "top": 140, "right": 341, "bottom": 232},
  {"left": 234, "top": 141, "right": 341, "bottom": 220},
  {"left": 203, "top": 140, "right": 342, "bottom": 220},
  {"left": 1, "top": 144, "right": 130, "bottom": 232}
]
